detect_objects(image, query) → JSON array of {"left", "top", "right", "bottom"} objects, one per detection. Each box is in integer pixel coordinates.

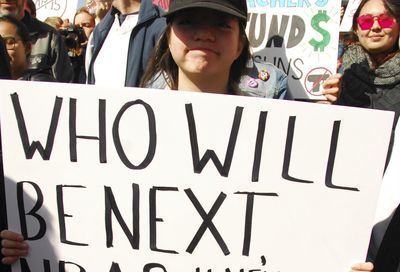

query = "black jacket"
[
  {"left": 21, "top": 12, "right": 73, "bottom": 83},
  {"left": 368, "top": 205, "right": 400, "bottom": 272},
  {"left": 19, "top": 69, "right": 55, "bottom": 82}
]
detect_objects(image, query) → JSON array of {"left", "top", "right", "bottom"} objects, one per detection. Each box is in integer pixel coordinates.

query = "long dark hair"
[
  {"left": 347, "top": 0, "right": 400, "bottom": 50},
  {"left": 140, "top": 19, "right": 251, "bottom": 91}
]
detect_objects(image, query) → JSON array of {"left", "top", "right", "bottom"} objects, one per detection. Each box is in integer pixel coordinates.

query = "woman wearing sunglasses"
[
  {"left": 342, "top": 2, "right": 400, "bottom": 271},
  {"left": 338, "top": 0, "right": 400, "bottom": 125}
]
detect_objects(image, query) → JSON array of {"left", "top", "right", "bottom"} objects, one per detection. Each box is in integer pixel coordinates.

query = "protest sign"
[
  {"left": 374, "top": 120, "right": 400, "bottom": 225},
  {"left": 34, "top": 0, "right": 80, "bottom": 22},
  {"left": 0, "top": 80, "right": 394, "bottom": 272},
  {"left": 246, "top": 1, "right": 341, "bottom": 100},
  {"left": 339, "top": 0, "right": 361, "bottom": 32}
]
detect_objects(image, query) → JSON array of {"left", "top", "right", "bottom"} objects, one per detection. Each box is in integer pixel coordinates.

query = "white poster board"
[
  {"left": 34, "top": 0, "right": 80, "bottom": 22},
  {"left": 246, "top": 1, "right": 341, "bottom": 100},
  {"left": 0, "top": 80, "right": 394, "bottom": 272},
  {"left": 374, "top": 120, "right": 400, "bottom": 224},
  {"left": 339, "top": 0, "right": 361, "bottom": 32}
]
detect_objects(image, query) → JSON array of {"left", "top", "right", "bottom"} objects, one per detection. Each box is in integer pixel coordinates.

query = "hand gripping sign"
[{"left": 0, "top": 80, "right": 394, "bottom": 272}]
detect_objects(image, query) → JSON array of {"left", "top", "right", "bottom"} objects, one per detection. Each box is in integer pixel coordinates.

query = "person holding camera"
[
  {"left": 64, "top": 8, "right": 95, "bottom": 83},
  {"left": 0, "top": 0, "right": 73, "bottom": 82},
  {"left": 74, "top": 7, "right": 95, "bottom": 41},
  {"left": 0, "top": 15, "right": 54, "bottom": 81},
  {"left": 42, "top": 10, "right": 94, "bottom": 83}
]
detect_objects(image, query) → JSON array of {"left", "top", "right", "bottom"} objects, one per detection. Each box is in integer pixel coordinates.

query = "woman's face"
[
  {"left": 355, "top": 0, "right": 399, "bottom": 55},
  {"left": 0, "top": 21, "right": 29, "bottom": 78},
  {"left": 168, "top": 8, "right": 244, "bottom": 79}
]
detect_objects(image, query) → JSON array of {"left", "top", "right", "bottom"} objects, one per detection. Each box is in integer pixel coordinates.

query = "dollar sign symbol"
[{"left": 309, "top": 10, "right": 331, "bottom": 52}]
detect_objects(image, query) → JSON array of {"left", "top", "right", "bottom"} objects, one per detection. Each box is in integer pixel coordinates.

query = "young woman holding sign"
[
  {"left": 340, "top": 0, "right": 400, "bottom": 271},
  {"left": 338, "top": 0, "right": 400, "bottom": 126},
  {"left": 0, "top": 0, "right": 342, "bottom": 267}
]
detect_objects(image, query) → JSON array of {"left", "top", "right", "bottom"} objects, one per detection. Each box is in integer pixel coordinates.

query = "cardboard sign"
[
  {"left": 34, "top": 0, "right": 80, "bottom": 22},
  {"left": 0, "top": 80, "right": 394, "bottom": 272},
  {"left": 246, "top": 0, "right": 341, "bottom": 100}
]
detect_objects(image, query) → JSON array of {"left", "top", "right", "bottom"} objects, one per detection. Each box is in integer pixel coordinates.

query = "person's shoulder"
[
  {"left": 89, "top": 15, "right": 109, "bottom": 48},
  {"left": 139, "top": 0, "right": 167, "bottom": 25},
  {"left": 21, "top": 12, "right": 54, "bottom": 34},
  {"left": 135, "top": 2, "right": 166, "bottom": 39},
  {"left": 237, "top": 58, "right": 287, "bottom": 99},
  {"left": 147, "top": 15, "right": 166, "bottom": 34},
  {"left": 251, "top": 58, "right": 287, "bottom": 78},
  {"left": 27, "top": 16, "right": 58, "bottom": 34},
  {"left": 97, "top": 8, "right": 115, "bottom": 27},
  {"left": 145, "top": 72, "right": 168, "bottom": 90},
  {"left": 20, "top": 70, "right": 55, "bottom": 82},
  {"left": 139, "top": 0, "right": 162, "bottom": 14},
  {"left": 91, "top": 8, "right": 116, "bottom": 38}
]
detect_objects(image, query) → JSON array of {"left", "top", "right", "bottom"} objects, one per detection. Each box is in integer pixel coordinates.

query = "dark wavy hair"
[
  {"left": 140, "top": 19, "right": 251, "bottom": 91},
  {"left": 347, "top": 0, "right": 400, "bottom": 50}
]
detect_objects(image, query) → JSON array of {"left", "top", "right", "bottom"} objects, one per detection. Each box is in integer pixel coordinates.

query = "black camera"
[{"left": 59, "top": 26, "right": 87, "bottom": 52}]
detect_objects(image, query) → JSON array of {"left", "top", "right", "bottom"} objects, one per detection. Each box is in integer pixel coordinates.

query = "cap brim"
[{"left": 163, "top": 2, "right": 247, "bottom": 22}]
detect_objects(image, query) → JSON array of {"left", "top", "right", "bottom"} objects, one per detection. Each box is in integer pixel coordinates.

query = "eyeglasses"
[
  {"left": 357, "top": 14, "right": 396, "bottom": 30},
  {"left": 2, "top": 36, "right": 20, "bottom": 50}
]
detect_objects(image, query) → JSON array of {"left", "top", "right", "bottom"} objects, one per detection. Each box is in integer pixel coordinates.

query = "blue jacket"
[
  {"left": 237, "top": 58, "right": 287, "bottom": 99},
  {"left": 87, "top": 0, "right": 166, "bottom": 87},
  {"left": 146, "top": 58, "right": 288, "bottom": 99}
]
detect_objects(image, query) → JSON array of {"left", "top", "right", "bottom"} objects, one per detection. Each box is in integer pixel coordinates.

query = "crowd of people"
[{"left": 0, "top": 0, "right": 400, "bottom": 271}]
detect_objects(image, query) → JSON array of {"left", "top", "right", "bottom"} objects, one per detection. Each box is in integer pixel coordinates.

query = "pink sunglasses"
[{"left": 357, "top": 14, "right": 396, "bottom": 30}]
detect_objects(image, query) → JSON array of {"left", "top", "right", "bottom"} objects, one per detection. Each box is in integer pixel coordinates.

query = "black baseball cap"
[{"left": 163, "top": 0, "right": 248, "bottom": 24}]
